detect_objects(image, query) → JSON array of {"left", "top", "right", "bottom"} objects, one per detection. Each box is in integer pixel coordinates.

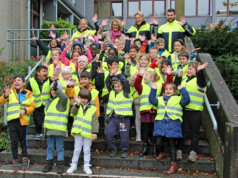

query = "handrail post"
[{"left": 5, "top": 31, "right": 8, "bottom": 63}]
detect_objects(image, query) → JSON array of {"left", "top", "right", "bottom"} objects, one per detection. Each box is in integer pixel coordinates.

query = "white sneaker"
[
  {"left": 135, "top": 135, "right": 141, "bottom": 142},
  {"left": 176, "top": 149, "right": 182, "bottom": 161},
  {"left": 66, "top": 163, "right": 77, "bottom": 174},
  {"left": 83, "top": 164, "right": 92, "bottom": 175},
  {"left": 187, "top": 150, "right": 198, "bottom": 162}
]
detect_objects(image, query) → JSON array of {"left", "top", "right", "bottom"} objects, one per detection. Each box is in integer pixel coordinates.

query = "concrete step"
[
  {"left": 26, "top": 125, "right": 207, "bottom": 140},
  {"left": 0, "top": 149, "right": 216, "bottom": 173},
  {"left": 0, "top": 164, "right": 218, "bottom": 178},
  {"left": 26, "top": 135, "right": 210, "bottom": 155}
]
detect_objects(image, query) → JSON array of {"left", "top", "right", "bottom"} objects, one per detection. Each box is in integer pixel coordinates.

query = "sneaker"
[
  {"left": 57, "top": 161, "right": 64, "bottom": 174},
  {"left": 83, "top": 164, "right": 92, "bottom": 175},
  {"left": 121, "top": 151, "right": 128, "bottom": 158},
  {"left": 21, "top": 157, "right": 30, "bottom": 171},
  {"left": 34, "top": 133, "right": 43, "bottom": 140},
  {"left": 187, "top": 150, "right": 198, "bottom": 162},
  {"left": 13, "top": 159, "right": 19, "bottom": 172},
  {"left": 135, "top": 136, "right": 141, "bottom": 142},
  {"left": 176, "top": 149, "right": 182, "bottom": 161},
  {"left": 110, "top": 147, "right": 117, "bottom": 157},
  {"left": 66, "top": 163, "right": 77, "bottom": 174}
]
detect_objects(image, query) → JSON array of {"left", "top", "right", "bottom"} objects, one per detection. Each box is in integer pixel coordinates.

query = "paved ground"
[{"left": 0, "top": 163, "right": 217, "bottom": 178}]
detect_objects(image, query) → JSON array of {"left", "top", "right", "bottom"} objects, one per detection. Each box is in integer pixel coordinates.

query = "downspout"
[
  {"left": 212, "top": 0, "right": 216, "bottom": 23},
  {"left": 27, "top": 0, "right": 31, "bottom": 59}
]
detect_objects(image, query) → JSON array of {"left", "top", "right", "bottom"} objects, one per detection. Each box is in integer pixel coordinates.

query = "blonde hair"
[
  {"left": 110, "top": 19, "right": 123, "bottom": 31},
  {"left": 188, "top": 61, "right": 198, "bottom": 71},
  {"left": 139, "top": 54, "right": 150, "bottom": 62},
  {"left": 79, "top": 19, "right": 88, "bottom": 26},
  {"left": 134, "top": 11, "right": 145, "bottom": 19},
  {"left": 146, "top": 70, "right": 160, "bottom": 82}
]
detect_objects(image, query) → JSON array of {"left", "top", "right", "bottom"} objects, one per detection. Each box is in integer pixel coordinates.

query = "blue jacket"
[{"left": 149, "top": 88, "right": 190, "bottom": 138}]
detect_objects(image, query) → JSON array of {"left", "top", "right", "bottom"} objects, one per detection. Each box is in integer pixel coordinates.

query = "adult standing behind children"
[{"left": 153, "top": 8, "right": 196, "bottom": 53}]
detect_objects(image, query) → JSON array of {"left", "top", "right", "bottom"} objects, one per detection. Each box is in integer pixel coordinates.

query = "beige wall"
[{"left": 0, "top": 0, "right": 28, "bottom": 61}]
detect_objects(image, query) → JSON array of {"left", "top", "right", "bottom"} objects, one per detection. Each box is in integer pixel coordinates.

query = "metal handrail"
[
  {"left": 3, "top": 56, "right": 46, "bottom": 125},
  {"left": 204, "top": 94, "right": 218, "bottom": 130},
  {"left": 6, "top": 28, "right": 72, "bottom": 62}
]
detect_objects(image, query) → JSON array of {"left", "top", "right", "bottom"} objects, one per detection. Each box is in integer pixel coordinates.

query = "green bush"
[
  {"left": 40, "top": 18, "right": 77, "bottom": 40},
  {"left": 191, "top": 24, "right": 238, "bottom": 102}
]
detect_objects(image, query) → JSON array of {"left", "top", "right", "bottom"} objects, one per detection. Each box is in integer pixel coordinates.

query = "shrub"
[{"left": 191, "top": 23, "right": 238, "bottom": 102}]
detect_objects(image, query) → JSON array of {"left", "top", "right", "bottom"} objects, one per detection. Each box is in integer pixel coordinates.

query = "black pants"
[
  {"left": 33, "top": 105, "right": 45, "bottom": 134},
  {"left": 156, "top": 136, "right": 176, "bottom": 162},
  {"left": 179, "top": 110, "right": 202, "bottom": 153},
  {"left": 8, "top": 119, "right": 27, "bottom": 159},
  {"left": 141, "top": 122, "right": 155, "bottom": 144}
]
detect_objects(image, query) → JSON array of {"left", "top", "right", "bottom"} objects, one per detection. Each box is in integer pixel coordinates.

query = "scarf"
[{"left": 110, "top": 30, "right": 122, "bottom": 42}]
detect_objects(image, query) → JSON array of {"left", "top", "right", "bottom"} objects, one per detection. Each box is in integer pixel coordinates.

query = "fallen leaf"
[{"left": 96, "top": 166, "right": 101, "bottom": 169}]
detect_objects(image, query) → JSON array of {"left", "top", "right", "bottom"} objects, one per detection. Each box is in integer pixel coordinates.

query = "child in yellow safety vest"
[
  {"left": 42, "top": 81, "right": 70, "bottom": 174},
  {"left": 67, "top": 88, "right": 99, "bottom": 175},
  {"left": 174, "top": 61, "right": 208, "bottom": 162},
  {"left": 0, "top": 75, "right": 35, "bottom": 172},
  {"left": 149, "top": 83, "right": 190, "bottom": 174}
]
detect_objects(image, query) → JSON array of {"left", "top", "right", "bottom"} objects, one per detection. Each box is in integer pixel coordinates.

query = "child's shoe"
[
  {"left": 83, "top": 164, "right": 92, "bottom": 175},
  {"left": 121, "top": 151, "right": 128, "bottom": 158},
  {"left": 156, "top": 152, "right": 166, "bottom": 160},
  {"left": 21, "top": 157, "right": 30, "bottom": 171},
  {"left": 110, "top": 147, "right": 117, "bottom": 157},
  {"left": 57, "top": 161, "right": 64, "bottom": 174},
  {"left": 139, "top": 143, "right": 149, "bottom": 157},
  {"left": 187, "top": 150, "right": 198, "bottom": 162},
  {"left": 66, "top": 163, "right": 77, "bottom": 174},
  {"left": 167, "top": 162, "right": 177, "bottom": 174},
  {"left": 151, "top": 144, "right": 157, "bottom": 158},
  {"left": 34, "top": 133, "right": 42, "bottom": 140},
  {"left": 12, "top": 159, "right": 19, "bottom": 172},
  {"left": 42, "top": 160, "right": 53, "bottom": 172},
  {"left": 176, "top": 149, "right": 182, "bottom": 161},
  {"left": 135, "top": 135, "right": 141, "bottom": 142}
]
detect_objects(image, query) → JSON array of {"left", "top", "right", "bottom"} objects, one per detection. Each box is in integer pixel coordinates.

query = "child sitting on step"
[
  {"left": 0, "top": 75, "right": 35, "bottom": 172},
  {"left": 67, "top": 88, "right": 99, "bottom": 175}
]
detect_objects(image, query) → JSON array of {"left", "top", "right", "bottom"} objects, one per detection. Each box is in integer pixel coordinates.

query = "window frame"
[{"left": 94, "top": 0, "right": 123, "bottom": 18}]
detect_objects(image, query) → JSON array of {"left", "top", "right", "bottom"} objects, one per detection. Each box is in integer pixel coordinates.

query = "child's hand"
[
  {"left": 20, "top": 109, "right": 26, "bottom": 117},
  {"left": 74, "top": 96, "right": 81, "bottom": 105},
  {"left": 177, "top": 85, "right": 183, "bottom": 90},
  {"left": 92, "top": 14, "right": 98, "bottom": 22},
  {"left": 97, "top": 66, "right": 104, "bottom": 74},
  {"left": 198, "top": 62, "right": 208, "bottom": 71},
  {"left": 31, "top": 37, "right": 38, "bottom": 40},
  {"left": 139, "top": 68, "right": 146, "bottom": 76},
  {"left": 150, "top": 82, "right": 157, "bottom": 89},
  {"left": 69, "top": 79, "right": 76, "bottom": 86},
  {"left": 91, "top": 134, "right": 97, "bottom": 141},
  {"left": 191, "top": 48, "right": 201, "bottom": 53},
  {"left": 124, "top": 53, "right": 130, "bottom": 60},
  {"left": 166, "top": 66, "right": 172, "bottom": 75},
  {"left": 178, "top": 70, "right": 186, "bottom": 77},
  {"left": 50, "top": 31, "right": 56, "bottom": 39},
  {"left": 4, "top": 85, "right": 11, "bottom": 97}
]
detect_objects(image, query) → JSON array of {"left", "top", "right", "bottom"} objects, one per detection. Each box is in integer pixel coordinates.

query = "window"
[
  {"left": 185, "top": 0, "right": 196, "bottom": 16},
  {"left": 128, "top": 0, "right": 166, "bottom": 17},
  {"left": 31, "top": 0, "right": 41, "bottom": 29},
  {"left": 94, "top": 0, "right": 123, "bottom": 18}
]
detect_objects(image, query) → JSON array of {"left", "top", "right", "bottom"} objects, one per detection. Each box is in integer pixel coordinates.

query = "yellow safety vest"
[
  {"left": 48, "top": 63, "right": 65, "bottom": 77},
  {"left": 101, "top": 70, "right": 110, "bottom": 98},
  {"left": 126, "top": 23, "right": 151, "bottom": 39},
  {"left": 71, "top": 29, "right": 96, "bottom": 41},
  {"left": 156, "top": 96, "right": 183, "bottom": 122},
  {"left": 157, "top": 50, "right": 171, "bottom": 58},
  {"left": 71, "top": 105, "right": 96, "bottom": 139},
  {"left": 181, "top": 77, "right": 205, "bottom": 111},
  {"left": 154, "top": 68, "right": 165, "bottom": 84},
  {"left": 140, "top": 82, "right": 162, "bottom": 111},
  {"left": 44, "top": 97, "right": 69, "bottom": 132},
  {"left": 29, "top": 78, "right": 50, "bottom": 108},
  {"left": 46, "top": 50, "right": 52, "bottom": 59},
  {"left": 171, "top": 53, "right": 180, "bottom": 72},
  {"left": 106, "top": 90, "right": 133, "bottom": 116},
  {"left": 7, "top": 90, "right": 34, "bottom": 124}
]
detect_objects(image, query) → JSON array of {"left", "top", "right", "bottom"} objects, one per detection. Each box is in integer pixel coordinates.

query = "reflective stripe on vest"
[
  {"left": 181, "top": 77, "right": 205, "bottom": 111},
  {"left": 30, "top": 77, "right": 50, "bottom": 107},
  {"left": 71, "top": 105, "right": 96, "bottom": 139},
  {"left": 106, "top": 90, "right": 133, "bottom": 116},
  {"left": 140, "top": 82, "right": 162, "bottom": 111},
  {"left": 44, "top": 97, "right": 69, "bottom": 132},
  {"left": 155, "top": 96, "right": 183, "bottom": 122},
  {"left": 127, "top": 23, "right": 150, "bottom": 38}
]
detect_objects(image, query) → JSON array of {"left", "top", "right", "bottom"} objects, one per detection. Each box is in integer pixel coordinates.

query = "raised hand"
[
  {"left": 178, "top": 70, "right": 186, "bottom": 77},
  {"left": 101, "top": 19, "right": 109, "bottom": 27},
  {"left": 97, "top": 66, "right": 104, "bottom": 74},
  {"left": 4, "top": 85, "right": 11, "bottom": 97},
  {"left": 31, "top": 37, "right": 38, "bottom": 40},
  {"left": 177, "top": 85, "right": 183, "bottom": 90},
  {"left": 74, "top": 96, "right": 81, "bottom": 105},
  {"left": 50, "top": 31, "right": 56, "bottom": 39},
  {"left": 191, "top": 48, "right": 201, "bottom": 53},
  {"left": 139, "top": 68, "right": 146, "bottom": 76},
  {"left": 180, "top": 16, "right": 186, "bottom": 26},
  {"left": 166, "top": 66, "right": 172, "bottom": 75},
  {"left": 150, "top": 82, "right": 157, "bottom": 89},
  {"left": 92, "top": 14, "right": 98, "bottom": 23},
  {"left": 124, "top": 53, "right": 130, "bottom": 59},
  {"left": 198, "top": 62, "right": 209, "bottom": 71},
  {"left": 121, "top": 18, "right": 127, "bottom": 26}
]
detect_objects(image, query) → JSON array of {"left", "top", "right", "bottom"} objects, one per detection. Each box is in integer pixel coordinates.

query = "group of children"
[{"left": 0, "top": 17, "right": 208, "bottom": 175}]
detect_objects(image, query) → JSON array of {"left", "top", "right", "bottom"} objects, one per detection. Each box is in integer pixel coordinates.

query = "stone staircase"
[{"left": 0, "top": 124, "right": 216, "bottom": 177}]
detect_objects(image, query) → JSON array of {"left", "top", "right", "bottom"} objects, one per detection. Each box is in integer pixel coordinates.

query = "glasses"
[{"left": 112, "top": 24, "right": 119, "bottom": 26}]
